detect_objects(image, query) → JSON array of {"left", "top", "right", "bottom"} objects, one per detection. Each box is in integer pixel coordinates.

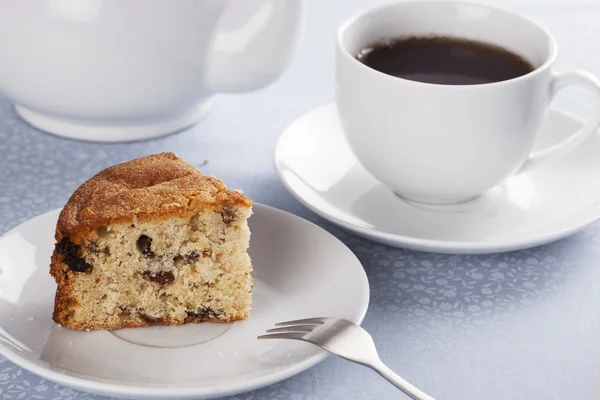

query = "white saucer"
[
  {"left": 0, "top": 204, "right": 369, "bottom": 399},
  {"left": 275, "top": 104, "right": 600, "bottom": 254}
]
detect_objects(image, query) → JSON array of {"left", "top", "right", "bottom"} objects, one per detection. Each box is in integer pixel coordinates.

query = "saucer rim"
[
  {"left": 275, "top": 103, "right": 599, "bottom": 254},
  {"left": 0, "top": 203, "right": 370, "bottom": 399}
]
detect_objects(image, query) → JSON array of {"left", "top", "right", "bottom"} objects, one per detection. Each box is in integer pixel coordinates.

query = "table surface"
[{"left": 2, "top": 0, "right": 600, "bottom": 399}]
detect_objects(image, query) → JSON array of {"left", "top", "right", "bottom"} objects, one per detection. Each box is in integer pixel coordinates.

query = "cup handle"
[{"left": 520, "top": 70, "right": 600, "bottom": 173}]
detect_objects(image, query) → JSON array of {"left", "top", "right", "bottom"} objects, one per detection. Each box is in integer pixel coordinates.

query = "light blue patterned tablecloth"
[{"left": 2, "top": 1, "right": 600, "bottom": 399}]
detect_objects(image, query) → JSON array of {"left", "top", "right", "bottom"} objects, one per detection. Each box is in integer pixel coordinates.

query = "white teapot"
[{"left": 0, "top": 0, "right": 302, "bottom": 141}]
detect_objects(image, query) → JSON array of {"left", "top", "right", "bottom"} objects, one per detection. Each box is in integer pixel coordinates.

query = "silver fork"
[{"left": 258, "top": 317, "right": 436, "bottom": 400}]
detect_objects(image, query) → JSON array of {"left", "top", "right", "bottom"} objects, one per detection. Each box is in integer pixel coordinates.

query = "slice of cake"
[{"left": 49, "top": 152, "right": 253, "bottom": 330}]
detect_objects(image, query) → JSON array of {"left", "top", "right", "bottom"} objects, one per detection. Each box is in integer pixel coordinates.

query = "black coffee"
[{"left": 356, "top": 36, "right": 534, "bottom": 85}]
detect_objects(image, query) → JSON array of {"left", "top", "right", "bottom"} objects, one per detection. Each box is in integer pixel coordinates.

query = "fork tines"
[{"left": 257, "top": 317, "right": 327, "bottom": 340}]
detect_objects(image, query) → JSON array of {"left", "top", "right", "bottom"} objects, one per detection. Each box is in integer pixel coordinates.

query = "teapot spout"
[{"left": 206, "top": 0, "right": 302, "bottom": 93}]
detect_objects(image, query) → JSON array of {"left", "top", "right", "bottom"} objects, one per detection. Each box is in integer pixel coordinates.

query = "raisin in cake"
[{"left": 49, "top": 152, "right": 253, "bottom": 330}]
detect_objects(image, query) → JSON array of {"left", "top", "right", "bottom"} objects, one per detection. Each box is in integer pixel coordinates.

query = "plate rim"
[
  {"left": 274, "top": 103, "right": 600, "bottom": 255},
  {"left": 0, "top": 203, "right": 370, "bottom": 399}
]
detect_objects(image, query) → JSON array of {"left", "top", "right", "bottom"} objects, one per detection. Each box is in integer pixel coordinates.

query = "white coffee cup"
[
  {"left": 336, "top": 0, "right": 600, "bottom": 204},
  {"left": 0, "top": 0, "right": 302, "bottom": 142}
]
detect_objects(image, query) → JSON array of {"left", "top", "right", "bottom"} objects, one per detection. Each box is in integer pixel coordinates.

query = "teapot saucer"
[{"left": 275, "top": 104, "right": 600, "bottom": 254}]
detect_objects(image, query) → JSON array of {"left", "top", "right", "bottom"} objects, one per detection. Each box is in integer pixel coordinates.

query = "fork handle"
[{"left": 370, "top": 360, "right": 436, "bottom": 400}]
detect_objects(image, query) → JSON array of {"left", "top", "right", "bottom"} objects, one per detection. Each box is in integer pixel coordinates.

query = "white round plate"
[
  {"left": 275, "top": 104, "right": 600, "bottom": 254},
  {"left": 0, "top": 204, "right": 369, "bottom": 399}
]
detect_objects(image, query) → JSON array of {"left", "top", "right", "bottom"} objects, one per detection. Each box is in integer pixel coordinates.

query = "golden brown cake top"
[{"left": 56, "top": 152, "right": 251, "bottom": 243}]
